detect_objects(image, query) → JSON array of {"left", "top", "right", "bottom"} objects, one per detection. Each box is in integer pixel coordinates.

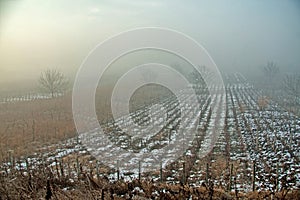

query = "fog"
[
  {"left": 0, "top": 0, "right": 299, "bottom": 88},
  {"left": 1, "top": 1, "right": 300, "bottom": 194}
]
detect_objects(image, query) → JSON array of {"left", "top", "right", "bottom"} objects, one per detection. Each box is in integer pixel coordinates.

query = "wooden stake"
[
  {"left": 96, "top": 160, "right": 100, "bottom": 179},
  {"left": 252, "top": 162, "right": 256, "bottom": 191},
  {"left": 117, "top": 160, "right": 120, "bottom": 180},
  {"left": 229, "top": 163, "right": 233, "bottom": 191},
  {"left": 206, "top": 163, "right": 209, "bottom": 185},
  {"left": 138, "top": 161, "right": 141, "bottom": 181},
  {"left": 160, "top": 161, "right": 163, "bottom": 182},
  {"left": 183, "top": 161, "right": 186, "bottom": 184}
]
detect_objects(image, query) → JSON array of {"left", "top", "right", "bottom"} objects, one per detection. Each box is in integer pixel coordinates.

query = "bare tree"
[
  {"left": 262, "top": 61, "right": 279, "bottom": 96},
  {"left": 283, "top": 74, "right": 300, "bottom": 96},
  {"left": 189, "top": 65, "right": 212, "bottom": 85},
  {"left": 262, "top": 61, "right": 279, "bottom": 83},
  {"left": 283, "top": 73, "right": 300, "bottom": 112},
  {"left": 141, "top": 68, "right": 157, "bottom": 83},
  {"left": 39, "top": 69, "right": 68, "bottom": 98}
]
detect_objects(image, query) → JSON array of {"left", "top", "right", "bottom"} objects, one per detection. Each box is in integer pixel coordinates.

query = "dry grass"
[
  {"left": 0, "top": 87, "right": 299, "bottom": 199},
  {"left": 0, "top": 93, "right": 75, "bottom": 162},
  {"left": 0, "top": 84, "right": 170, "bottom": 162},
  {"left": 1, "top": 163, "right": 299, "bottom": 199}
]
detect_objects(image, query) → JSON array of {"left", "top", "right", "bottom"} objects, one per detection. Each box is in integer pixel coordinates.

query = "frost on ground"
[{"left": 0, "top": 73, "right": 299, "bottom": 196}]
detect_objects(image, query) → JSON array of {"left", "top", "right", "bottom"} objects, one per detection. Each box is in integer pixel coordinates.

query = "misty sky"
[{"left": 0, "top": 0, "right": 299, "bottom": 85}]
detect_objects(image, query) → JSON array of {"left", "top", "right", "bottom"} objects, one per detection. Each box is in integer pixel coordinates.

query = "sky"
[{"left": 0, "top": 0, "right": 299, "bottom": 86}]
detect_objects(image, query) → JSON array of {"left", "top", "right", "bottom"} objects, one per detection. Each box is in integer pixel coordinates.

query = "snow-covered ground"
[
  {"left": 0, "top": 92, "right": 64, "bottom": 103},
  {"left": 1, "top": 73, "right": 299, "bottom": 192}
]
